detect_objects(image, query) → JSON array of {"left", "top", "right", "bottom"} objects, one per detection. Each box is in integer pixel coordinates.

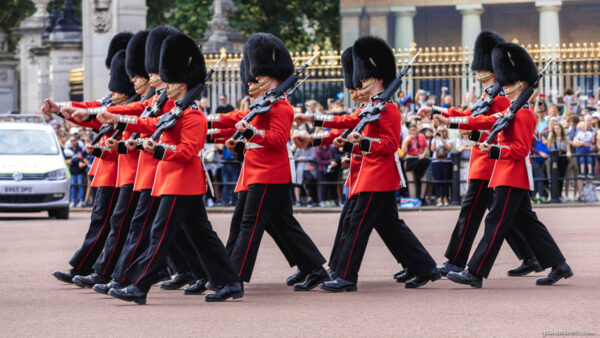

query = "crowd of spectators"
[{"left": 40, "top": 85, "right": 599, "bottom": 208}]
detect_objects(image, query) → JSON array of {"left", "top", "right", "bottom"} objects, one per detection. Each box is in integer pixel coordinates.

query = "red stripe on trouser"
[
  {"left": 343, "top": 192, "right": 374, "bottom": 279},
  {"left": 101, "top": 192, "right": 135, "bottom": 276},
  {"left": 476, "top": 187, "right": 511, "bottom": 275},
  {"left": 77, "top": 189, "right": 117, "bottom": 270},
  {"left": 135, "top": 196, "right": 177, "bottom": 286},
  {"left": 122, "top": 197, "right": 155, "bottom": 283},
  {"left": 239, "top": 185, "right": 268, "bottom": 276},
  {"left": 453, "top": 181, "right": 484, "bottom": 263}
]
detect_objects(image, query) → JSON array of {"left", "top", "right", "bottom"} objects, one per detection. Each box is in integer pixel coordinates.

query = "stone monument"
[
  {"left": 0, "top": 32, "right": 19, "bottom": 113},
  {"left": 14, "top": 0, "right": 50, "bottom": 114},
  {"left": 202, "top": 0, "right": 245, "bottom": 53},
  {"left": 81, "top": 0, "right": 146, "bottom": 100},
  {"left": 47, "top": 0, "right": 82, "bottom": 102}
]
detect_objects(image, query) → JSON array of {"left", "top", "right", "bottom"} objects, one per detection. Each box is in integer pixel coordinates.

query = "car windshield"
[{"left": 0, "top": 129, "right": 60, "bottom": 155}]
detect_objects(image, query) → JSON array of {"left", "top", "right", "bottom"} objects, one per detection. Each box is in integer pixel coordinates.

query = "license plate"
[{"left": 2, "top": 186, "right": 33, "bottom": 194}]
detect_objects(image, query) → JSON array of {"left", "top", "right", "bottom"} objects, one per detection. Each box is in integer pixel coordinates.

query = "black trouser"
[
  {"left": 69, "top": 187, "right": 119, "bottom": 274},
  {"left": 93, "top": 184, "right": 139, "bottom": 277},
  {"left": 557, "top": 156, "right": 569, "bottom": 197},
  {"left": 329, "top": 196, "right": 407, "bottom": 273},
  {"left": 334, "top": 191, "right": 436, "bottom": 283},
  {"left": 225, "top": 190, "right": 295, "bottom": 267},
  {"left": 444, "top": 179, "right": 535, "bottom": 268},
  {"left": 317, "top": 170, "right": 336, "bottom": 202},
  {"left": 230, "top": 183, "right": 326, "bottom": 282},
  {"left": 112, "top": 190, "right": 159, "bottom": 283},
  {"left": 468, "top": 186, "right": 566, "bottom": 278},
  {"left": 432, "top": 161, "right": 452, "bottom": 199},
  {"left": 125, "top": 195, "right": 238, "bottom": 292}
]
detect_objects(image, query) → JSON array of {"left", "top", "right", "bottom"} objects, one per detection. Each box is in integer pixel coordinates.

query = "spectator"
[
  {"left": 65, "top": 137, "right": 87, "bottom": 207},
  {"left": 534, "top": 99, "right": 549, "bottom": 134},
  {"left": 546, "top": 123, "right": 571, "bottom": 201},
  {"left": 401, "top": 123, "right": 430, "bottom": 204},
  {"left": 573, "top": 121, "right": 595, "bottom": 179},
  {"left": 216, "top": 94, "right": 235, "bottom": 115},
  {"left": 531, "top": 130, "right": 549, "bottom": 203},
  {"left": 315, "top": 144, "right": 337, "bottom": 207},
  {"left": 199, "top": 97, "right": 211, "bottom": 115},
  {"left": 220, "top": 145, "right": 241, "bottom": 206},
  {"left": 455, "top": 130, "right": 472, "bottom": 197},
  {"left": 548, "top": 104, "right": 563, "bottom": 123},
  {"left": 564, "top": 115, "right": 581, "bottom": 200},
  {"left": 430, "top": 126, "right": 453, "bottom": 206},
  {"left": 293, "top": 144, "right": 317, "bottom": 207}
]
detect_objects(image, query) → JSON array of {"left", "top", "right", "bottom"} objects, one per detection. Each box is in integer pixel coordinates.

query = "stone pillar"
[
  {"left": 82, "top": 0, "right": 146, "bottom": 101},
  {"left": 0, "top": 33, "right": 19, "bottom": 113},
  {"left": 203, "top": 0, "right": 245, "bottom": 53},
  {"left": 457, "top": 4, "right": 483, "bottom": 98},
  {"left": 48, "top": 0, "right": 82, "bottom": 102},
  {"left": 456, "top": 4, "right": 483, "bottom": 49},
  {"left": 536, "top": 0, "right": 561, "bottom": 48},
  {"left": 391, "top": 6, "right": 416, "bottom": 51},
  {"left": 366, "top": 7, "right": 389, "bottom": 43},
  {"left": 340, "top": 7, "right": 362, "bottom": 49},
  {"left": 13, "top": 0, "right": 50, "bottom": 114}
]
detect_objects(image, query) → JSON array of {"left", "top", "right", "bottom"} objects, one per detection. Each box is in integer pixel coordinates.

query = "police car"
[{"left": 0, "top": 115, "right": 70, "bottom": 219}]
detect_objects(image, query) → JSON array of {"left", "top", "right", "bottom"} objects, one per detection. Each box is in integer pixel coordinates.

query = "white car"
[{"left": 0, "top": 116, "right": 70, "bottom": 219}]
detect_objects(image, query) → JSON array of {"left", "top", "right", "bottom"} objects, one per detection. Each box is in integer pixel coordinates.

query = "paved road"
[{"left": 0, "top": 208, "right": 598, "bottom": 337}]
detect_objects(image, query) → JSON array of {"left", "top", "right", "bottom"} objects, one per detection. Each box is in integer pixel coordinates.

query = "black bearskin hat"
[
  {"left": 126, "top": 30, "right": 150, "bottom": 79},
  {"left": 108, "top": 50, "right": 136, "bottom": 97},
  {"left": 341, "top": 47, "right": 355, "bottom": 90},
  {"left": 145, "top": 25, "right": 180, "bottom": 75},
  {"left": 105, "top": 31, "right": 133, "bottom": 69},
  {"left": 471, "top": 31, "right": 505, "bottom": 72},
  {"left": 159, "top": 33, "right": 206, "bottom": 88},
  {"left": 246, "top": 33, "right": 294, "bottom": 81},
  {"left": 492, "top": 42, "right": 539, "bottom": 87},
  {"left": 352, "top": 36, "right": 397, "bottom": 87}
]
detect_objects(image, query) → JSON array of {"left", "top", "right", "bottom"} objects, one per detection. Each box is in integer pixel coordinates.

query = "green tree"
[
  {"left": 147, "top": 0, "right": 212, "bottom": 38},
  {"left": 0, "top": 0, "right": 35, "bottom": 52},
  {"left": 147, "top": 0, "right": 340, "bottom": 52}
]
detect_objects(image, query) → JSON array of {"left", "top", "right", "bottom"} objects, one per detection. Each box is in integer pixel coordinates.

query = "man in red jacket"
[
  {"left": 321, "top": 36, "right": 440, "bottom": 292},
  {"left": 443, "top": 43, "right": 572, "bottom": 288},
  {"left": 65, "top": 46, "right": 149, "bottom": 289},
  {"left": 206, "top": 55, "right": 299, "bottom": 292},
  {"left": 224, "top": 33, "right": 329, "bottom": 290},
  {"left": 103, "top": 33, "right": 241, "bottom": 304},
  {"left": 292, "top": 46, "right": 409, "bottom": 284},
  {"left": 48, "top": 31, "right": 134, "bottom": 284},
  {"left": 419, "top": 32, "right": 543, "bottom": 278}
]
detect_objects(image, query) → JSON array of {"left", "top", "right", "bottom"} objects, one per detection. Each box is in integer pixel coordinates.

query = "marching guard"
[
  {"left": 418, "top": 32, "right": 544, "bottom": 278},
  {"left": 439, "top": 43, "right": 573, "bottom": 288},
  {"left": 320, "top": 36, "right": 440, "bottom": 292},
  {"left": 101, "top": 32, "right": 242, "bottom": 304}
]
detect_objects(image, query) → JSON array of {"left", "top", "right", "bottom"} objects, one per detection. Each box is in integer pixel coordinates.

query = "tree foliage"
[
  {"left": 0, "top": 0, "right": 35, "bottom": 52},
  {"left": 147, "top": 0, "right": 340, "bottom": 52}
]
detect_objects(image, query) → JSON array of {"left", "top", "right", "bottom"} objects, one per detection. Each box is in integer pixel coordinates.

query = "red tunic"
[
  {"left": 240, "top": 100, "right": 294, "bottom": 186},
  {"left": 125, "top": 106, "right": 208, "bottom": 196},
  {"left": 457, "top": 107, "right": 535, "bottom": 190},
  {"left": 446, "top": 95, "right": 510, "bottom": 181},
  {"left": 66, "top": 100, "right": 117, "bottom": 188},
  {"left": 107, "top": 95, "right": 175, "bottom": 190},
  {"left": 317, "top": 111, "right": 364, "bottom": 194},
  {"left": 349, "top": 102, "right": 403, "bottom": 195}
]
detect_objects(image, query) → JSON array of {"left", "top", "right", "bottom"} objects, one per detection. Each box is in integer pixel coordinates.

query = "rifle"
[
  {"left": 484, "top": 60, "right": 552, "bottom": 144},
  {"left": 148, "top": 56, "right": 224, "bottom": 142},
  {"left": 90, "top": 93, "right": 140, "bottom": 145},
  {"left": 469, "top": 83, "right": 503, "bottom": 118},
  {"left": 337, "top": 51, "right": 420, "bottom": 152},
  {"left": 230, "top": 51, "right": 321, "bottom": 143}
]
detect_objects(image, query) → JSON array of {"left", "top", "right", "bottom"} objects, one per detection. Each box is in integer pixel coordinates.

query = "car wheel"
[{"left": 49, "top": 207, "right": 69, "bottom": 220}]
